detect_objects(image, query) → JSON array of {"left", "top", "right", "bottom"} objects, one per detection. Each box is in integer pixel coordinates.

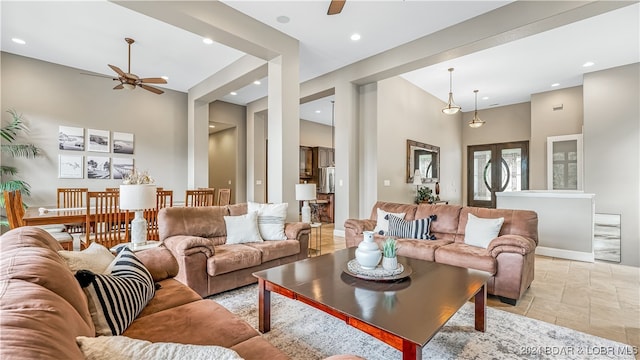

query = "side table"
[{"left": 309, "top": 222, "right": 322, "bottom": 256}]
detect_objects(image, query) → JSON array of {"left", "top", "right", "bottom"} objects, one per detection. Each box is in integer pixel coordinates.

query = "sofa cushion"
[
  {"left": 415, "top": 204, "right": 462, "bottom": 238},
  {"left": 456, "top": 207, "right": 538, "bottom": 244},
  {"left": 224, "top": 212, "right": 264, "bottom": 244},
  {"left": 370, "top": 201, "right": 417, "bottom": 221},
  {"left": 58, "top": 242, "right": 115, "bottom": 274},
  {"left": 76, "top": 335, "right": 244, "bottom": 360},
  {"left": 137, "top": 279, "right": 202, "bottom": 318},
  {"left": 396, "top": 238, "right": 453, "bottom": 262},
  {"left": 76, "top": 248, "right": 156, "bottom": 336},
  {"left": 246, "top": 240, "right": 301, "bottom": 262},
  {"left": 159, "top": 206, "right": 229, "bottom": 241},
  {"left": 464, "top": 213, "right": 504, "bottom": 248},
  {"left": 435, "top": 242, "right": 497, "bottom": 274},
  {"left": 248, "top": 202, "right": 288, "bottom": 240},
  {"left": 387, "top": 214, "right": 436, "bottom": 240},
  {"left": 372, "top": 208, "right": 406, "bottom": 235},
  {"left": 207, "top": 244, "right": 262, "bottom": 276}
]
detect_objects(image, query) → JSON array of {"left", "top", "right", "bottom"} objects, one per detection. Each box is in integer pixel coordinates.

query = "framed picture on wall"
[
  {"left": 112, "top": 157, "right": 134, "bottom": 180},
  {"left": 113, "top": 132, "right": 134, "bottom": 154},
  {"left": 87, "top": 129, "right": 110, "bottom": 153},
  {"left": 87, "top": 156, "right": 111, "bottom": 179},
  {"left": 58, "top": 126, "right": 85, "bottom": 151},
  {"left": 58, "top": 155, "right": 84, "bottom": 179}
]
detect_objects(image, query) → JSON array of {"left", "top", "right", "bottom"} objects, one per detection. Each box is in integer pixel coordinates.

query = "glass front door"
[{"left": 467, "top": 141, "right": 529, "bottom": 208}]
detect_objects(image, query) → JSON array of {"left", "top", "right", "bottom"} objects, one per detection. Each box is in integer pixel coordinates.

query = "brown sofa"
[
  {"left": 0, "top": 226, "right": 289, "bottom": 359},
  {"left": 158, "top": 203, "right": 310, "bottom": 298},
  {"left": 344, "top": 201, "right": 538, "bottom": 304}
]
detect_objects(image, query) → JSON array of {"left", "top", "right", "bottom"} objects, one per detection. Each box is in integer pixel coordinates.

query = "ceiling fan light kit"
[
  {"left": 108, "top": 37, "right": 167, "bottom": 95},
  {"left": 468, "top": 89, "right": 486, "bottom": 128},
  {"left": 442, "top": 68, "right": 461, "bottom": 115}
]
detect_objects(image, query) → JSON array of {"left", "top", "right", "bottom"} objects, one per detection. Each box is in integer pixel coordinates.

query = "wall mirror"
[{"left": 406, "top": 139, "right": 440, "bottom": 183}]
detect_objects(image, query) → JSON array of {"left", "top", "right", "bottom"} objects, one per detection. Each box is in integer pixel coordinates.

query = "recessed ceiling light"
[
  {"left": 583, "top": 61, "right": 595, "bottom": 67},
  {"left": 161, "top": 76, "right": 169, "bottom": 81},
  {"left": 551, "top": 83, "right": 560, "bottom": 87},
  {"left": 12, "top": 38, "right": 26, "bottom": 45},
  {"left": 209, "top": 125, "right": 216, "bottom": 128},
  {"left": 276, "top": 15, "right": 290, "bottom": 24},
  {"left": 203, "top": 38, "right": 214, "bottom": 45},
  {"left": 350, "top": 33, "right": 361, "bottom": 41},
  {"left": 482, "top": 96, "right": 489, "bottom": 100},
  {"left": 230, "top": 91, "right": 237, "bottom": 96},
  {"left": 315, "top": 110, "right": 321, "bottom": 114},
  {"left": 253, "top": 80, "right": 261, "bottom": 85}
]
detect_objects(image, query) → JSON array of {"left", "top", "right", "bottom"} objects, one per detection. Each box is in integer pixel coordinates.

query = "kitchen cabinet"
[
  {"left": 299, "top": 146, "right": 313, "bottom": 179},
  {"left": 314, "top": 147, "right": 334, "bottom": 168}
]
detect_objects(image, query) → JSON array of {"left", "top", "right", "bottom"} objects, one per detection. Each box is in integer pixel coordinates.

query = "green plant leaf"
[
  {"left": 1, "top": 165, "right": 18, "bottom": 176},
  {"left": 1, "top": 144, "right": 41, "bottom": 158}
]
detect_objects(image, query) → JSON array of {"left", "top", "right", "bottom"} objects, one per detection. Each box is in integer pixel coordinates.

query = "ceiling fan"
[
  {"left": 108, "top": 38, "right": 166, "bottom": 95},
  {"left": 327, "top": 0, "right": 346, "bottom": 15}
]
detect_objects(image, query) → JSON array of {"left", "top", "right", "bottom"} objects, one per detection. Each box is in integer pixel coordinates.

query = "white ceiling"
[{"left": 2, "top": 1, "right": 639, "bottom": 123}]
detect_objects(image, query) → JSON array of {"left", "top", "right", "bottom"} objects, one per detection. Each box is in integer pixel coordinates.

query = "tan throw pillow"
[
  {"left": 224, "top": 211, "right": 264, "bottom": 244},
  {"left": 76, "top": 335, "right": 244, "bottom": 360},
  {"left": 463, "top": 213, "right": 504, "bottom": 248},
  {"left": 59, "top": 242, "right": 115, "bottom": 274},
  {"left": 247, "top": 202, "right": 288, "bottom": 240}
]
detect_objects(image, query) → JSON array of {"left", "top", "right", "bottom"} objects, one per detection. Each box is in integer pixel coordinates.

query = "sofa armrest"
[
  {"left": 163, "top": 235, "right": 216, "bottom": 257},
  {"left": 487, "top": 235, "right": 536, "bottom": 257},
  {"left": 344, "top": 219, "right": 376, "bottom": 235},
  {"left": 284, "top": 222, "right": 311, "bottom": 240},
  {"left": 135, "top": 246, "right": 179, "bottom": 282}
]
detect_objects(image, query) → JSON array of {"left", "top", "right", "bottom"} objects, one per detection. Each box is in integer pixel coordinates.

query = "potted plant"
[
  {"left": 1, "top": 109, "right": 41, "bottom": 229},
  {"left": 381, "top": 237, "right": 398, "bottom": 270},
  {"left": 415, "top": 186, "right": 434, "bottom": 204}
]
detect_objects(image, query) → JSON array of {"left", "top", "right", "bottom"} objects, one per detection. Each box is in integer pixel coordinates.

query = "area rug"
[{"left": 210, "top": 285, "right": 635, "bottom": 360}]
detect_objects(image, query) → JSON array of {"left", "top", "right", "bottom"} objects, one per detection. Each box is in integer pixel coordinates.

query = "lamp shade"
[
  {"left": 120, "top": 184, "right": 156, "bottom": 210},
  {"left": 295, "top": 183, "right": 316, "bottom": 201},
  {"left": 413, "top": 169, "right": 423, "bottom": 185}
]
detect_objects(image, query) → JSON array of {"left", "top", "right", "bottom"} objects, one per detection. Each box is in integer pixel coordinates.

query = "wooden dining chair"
[
  {"left": 185, "top": 189, "right": 215, "bottom": 207},
  {"left": 145, "top": 189, "right": 173, "bottom": 240},
  {"left": 3, "top": 190, "right": 73, "bottom": 250},
  {"left": 84, "top": 191, "right": 129, "bottom": 249},
  {"left": 57, "top": 187, "right": 88, "bottom": 234},
  {"left": 105, "top": 187, "right": 120, "bottom": 192},
  {"left": 217, "top": 188, "right": 231, "bottom": 206}
]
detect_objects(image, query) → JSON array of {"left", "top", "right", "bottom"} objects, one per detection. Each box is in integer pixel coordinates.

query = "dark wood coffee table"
[{"left": 253, "top": 248, "right": 491, "bottom": 360}]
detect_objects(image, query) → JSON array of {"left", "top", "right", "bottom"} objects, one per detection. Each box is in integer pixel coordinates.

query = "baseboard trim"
[
  {"left": 536, "top": 246, "right": 594, "bottom": 263},
  {"left": 333, "top": 229, "right": 345, "bottom": 238}
]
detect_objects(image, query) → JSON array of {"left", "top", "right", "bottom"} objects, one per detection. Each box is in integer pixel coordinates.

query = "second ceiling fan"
[{"left": 108, "top": 38, "right": 167, "bottom": 95}]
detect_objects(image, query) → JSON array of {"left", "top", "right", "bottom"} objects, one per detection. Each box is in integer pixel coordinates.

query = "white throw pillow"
[
  {"left": 76, "top": 336, "right": 244, "bottom": 360},
  {"left": 372, "top": 208, "right": 406, "bottom": 235},
  {"left": 247, "top": 202, "right": 288, "bottom": 240},
  {"left": 463, "top": 213, "right": 504, "bottom": 249},
  {"left": 224, "top": 211, "right": 264, "bottom": 244},
  {"left": 58, "top": 242, "right": 115, "bottom": 274}
]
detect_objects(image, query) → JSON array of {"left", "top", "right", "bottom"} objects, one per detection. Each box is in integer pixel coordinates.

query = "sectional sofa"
[{"left": 344, "top": 201, "right": 538, "bottom": 304}]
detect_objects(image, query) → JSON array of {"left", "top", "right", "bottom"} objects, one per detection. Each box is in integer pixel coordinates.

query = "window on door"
[{"left": 467, "top": 141, "right": 529, "bottom": 208}]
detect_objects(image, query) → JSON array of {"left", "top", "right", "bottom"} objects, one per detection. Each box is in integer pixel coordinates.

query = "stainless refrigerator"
[{"left": 317, "top": 167, "right": 335, "bottom": 193}]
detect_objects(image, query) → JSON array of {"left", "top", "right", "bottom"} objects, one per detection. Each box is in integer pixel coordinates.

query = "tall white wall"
[
  {"left": 584, "top": 63, "right": 640, "bottom": 267},
  {"left": 1, "top": 52, "right": 188, "bottom": 205}
]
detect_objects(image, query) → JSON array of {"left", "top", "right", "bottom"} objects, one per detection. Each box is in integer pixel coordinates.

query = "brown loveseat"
[
  {"left": 158, "top": 203, "right": 310, "bottom": 298},
  {"left": 0, "top": 226, "right": 289, "bottom": 359},
  {"left": 344, "top": 201, "right": 538, "bottom": 304}
]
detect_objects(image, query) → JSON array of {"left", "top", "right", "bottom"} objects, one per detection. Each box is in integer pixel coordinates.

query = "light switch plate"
[{"left": 383, "top": 180, "right": 390, "bottom": 186}]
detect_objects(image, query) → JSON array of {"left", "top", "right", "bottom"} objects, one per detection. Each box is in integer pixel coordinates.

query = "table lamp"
[
  {"left": 413, "top": 169, "right": 423, "bottom": 187},
  {"left": 295, "top": 183, "right": 316, "bottom": 223},
  {"left": 120, "top": 184, "right": 156, "bottom": 246}
]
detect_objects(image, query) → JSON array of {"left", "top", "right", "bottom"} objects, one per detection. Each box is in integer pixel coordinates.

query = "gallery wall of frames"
[{"left": 58, "top": 126, "right": 134, "bottom": 180}]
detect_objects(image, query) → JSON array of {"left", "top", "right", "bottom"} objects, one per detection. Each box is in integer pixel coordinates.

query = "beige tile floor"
[{"left": 311, "top": 223, "right": 640, "bottom": 351}]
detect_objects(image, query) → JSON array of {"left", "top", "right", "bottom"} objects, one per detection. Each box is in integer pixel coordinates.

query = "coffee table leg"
[
  {"left": 474, "top": 283, "right": 486, "bottom": 332},
  {"left": 258, "top": 278, "right": 271, "bottom": 333},
  {"left": 402, "top": 341, "right": 422, "bottom": 360}
]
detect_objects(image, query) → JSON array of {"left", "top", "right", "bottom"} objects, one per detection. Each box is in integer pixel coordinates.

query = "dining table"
[{"left": 22, "top": 207, "right": 89, "bottom": 227}]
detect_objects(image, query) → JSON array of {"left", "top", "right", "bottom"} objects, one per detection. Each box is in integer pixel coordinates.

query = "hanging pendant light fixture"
[
  {"left": 442, "top": 68, "right": 461, "bottom": 115},
  {"left": 469, "top": 89, "right": 486, "bottom": 128}
]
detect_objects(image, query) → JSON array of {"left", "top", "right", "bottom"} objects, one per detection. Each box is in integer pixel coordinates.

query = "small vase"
[
  {"left": 356, "top": 231, "right": 381, "bottom": 269},
  {"left": 382, "top": 256, "right": 398, "bottom": 271}
]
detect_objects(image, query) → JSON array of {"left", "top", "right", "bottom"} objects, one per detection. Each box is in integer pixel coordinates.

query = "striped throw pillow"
[
  {"left": 387, "top": 214, "right": 437, "bottom": 240},
  {"left": 75, "top": 247, "right": 155, "bottom": 336}
]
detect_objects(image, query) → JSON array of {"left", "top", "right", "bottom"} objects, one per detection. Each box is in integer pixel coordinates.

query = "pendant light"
[
  {"left": 442, "top": 68, "right": 461, "bottom": 115},
  {"left": 469, "top": 90, "right": 486, "bottom": 128}
]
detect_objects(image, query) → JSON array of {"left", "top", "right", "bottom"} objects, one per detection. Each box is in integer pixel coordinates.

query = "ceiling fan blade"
[
  {"left": 108, "top": 64, "right": 126, "bottom": 77},
  {"left": 139, "top": 77, "right": 167, "bottom": 84},
  {"left": 81, "top": 72, "right": 117, "bottom": 80},
  {"left": 140, "top": 84, "right": 164, "bottom": 95},
  {"left": 113, "top": 84, "right": 124, "bottom": 90},
  {"left": 327, "top": 0, "right": 345, "bottom": 15}
]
